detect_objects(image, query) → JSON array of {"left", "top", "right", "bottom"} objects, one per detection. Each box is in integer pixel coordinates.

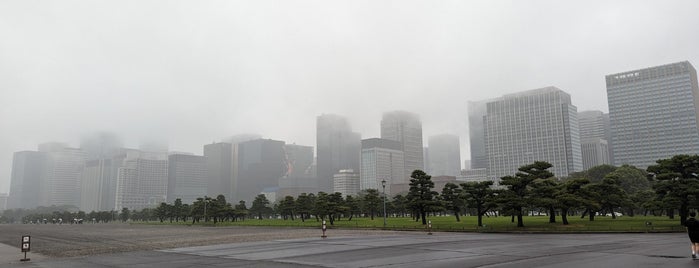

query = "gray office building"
[
  {"left": 167, "top": 154, "right": 207, "bottom": 204},
  {"left": 467, "top": 101, "right": 489, "bottom": 170},
  {"left": 427, "top": 134, "right": 462, "bottom": 177},
  {"left": 204, "top": 142, "right": 234, "bottom": 199},
  {"left": 316, "top": 114, "right": 361, "bottom": 193},
  {"left": 381, "top": 111, "right": 424, "bottom": 182},
  {"left": 484, "top": 87, "right": 583, "bottom": 180},
  {"left": 607, "top": 61, "right": 699, "bottom": 168},
  {"left": 233, "top": 139, "right": 286, "bottom": 204},
  {"left": 7, "top": 151, "right": 48, "bottom": 209}
]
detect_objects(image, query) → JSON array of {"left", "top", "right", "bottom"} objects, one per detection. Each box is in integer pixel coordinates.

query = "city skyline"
[{"left": 3, "top": 1, "right": 699, "bottom": 193}]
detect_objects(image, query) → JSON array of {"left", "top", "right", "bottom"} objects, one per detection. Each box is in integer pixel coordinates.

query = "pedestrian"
[{"left": 685, "top": 211, "right": 699, "bottom": 259}]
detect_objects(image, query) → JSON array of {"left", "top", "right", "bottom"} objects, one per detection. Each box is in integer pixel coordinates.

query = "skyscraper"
[
  {"left": 40, "top": 145, "right": 87, "bottom": 208},
  {"left": 380, "top": 111, "right": 423, "bottom": 182},
  {"left": 115, "top": 150, "right": 168, "bottom": 210},
  {"left": 204, "top": 142, "right": 234, "bottom": 199},
  {"left": 167, "top": 154, "right": 207, "bottom": 204},
  {"left": 277, "top": 144, "right": 318, "bottom": 198},
  {"left": 607, "top": 61, "right": 699, "bottom": 168},
  {"left": 80, "top": 158, "right": 114, "bottom": 212},
  {"left": 7, "top": 151, "right": 47, "bottom": 209},
  {"left": 467, "top": 100, "right": 489, "bottom": 170},
  {"left": 483, "top": 87, "right": 583, "bottom": 180},
  {"left": 316, "top": 114, "right": 361, "bottom": 193},
  {"left": 233, "top": 139, "right": 286, "bottom": 203},
  {"left": 427, "top": 134, "right": 462, "bottom": 177},
  {"left": 578, "top": 110, "right": 612, "bottom": 170},
  {"left": 360, "top": 138, "right": 405, "bottom": 195}
]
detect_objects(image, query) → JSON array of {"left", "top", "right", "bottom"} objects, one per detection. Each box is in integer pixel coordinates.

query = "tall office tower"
[
  {"left": 233, "top": 139, "right": 286, "bottom": 203},
  {"left": 360, "top": 138, "right": 405, "bottom": 195},
  {"left": 578, "top": 111, "right": 613, "bottom": 170},
  {"left": 467, "top": 101, "right": 489, "bottom": 169},
  {"left": 380, "top": 111, "right": 424, "bottom": 182},
  {"left": 333, "top": 169, "right": 360, "bottom": 197},
  {"left": 484, "top": 87, "right": 583, "bottom": 180},
  {"left": 80, "top": 132, "right": 123, "bottom": 160},
  {"left": 0, "top": 193, "right": 7, "bottom": 211},
  {"left": 278, "top": 144, "right": 317, "bottom": 198},
  {"left": 316, "top": 114, "right": 361, "bottom": 193},
  {"left": 607, "top": 61, "right": 699, "bottom": 168},
  {"left": 427, "top": 134, "right": 462, "bottom": 176},
  {"left": 80, "top": 158, "right": 114, "bottom": 212},
  {"left": 423, "top": 147, "right": 430, "bottom": 173},
  {"left": 40, "top": 145, "right": 87, "bottom": 208},
  {"left": 115, "top": 150, "right": 168, "bottom": 210},
  {"left": 7, "top": 151, "right": 47, "bottom": 209},
  {"left": 204, "top": 142, "right": 234, "bottom": 199},
  {"left": 167, "top": 154, "right": 207, "bottom": 204}
]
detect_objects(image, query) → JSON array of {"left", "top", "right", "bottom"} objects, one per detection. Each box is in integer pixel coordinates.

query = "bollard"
[
  {"left": 321, "top": 220, "right": 327, "bottom": 238},
  {"left": 428, "top": 220, "right": 433, "bottom": 235},
  {"left": 20, "top": 235, "right": 30, "bottom": 262}
]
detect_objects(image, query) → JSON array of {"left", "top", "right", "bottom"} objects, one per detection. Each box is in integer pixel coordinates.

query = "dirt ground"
[{"left": 0, "top": 223, "right": 400, "bottom": 257}]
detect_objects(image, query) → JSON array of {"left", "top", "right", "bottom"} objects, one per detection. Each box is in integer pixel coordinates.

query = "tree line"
[{"left": 6, "top": 154, "right": 699, "bottom": 227}]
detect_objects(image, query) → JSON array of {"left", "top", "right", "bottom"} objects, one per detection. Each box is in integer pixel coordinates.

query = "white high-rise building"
[
  {"left": 360, "top": 138, "right": 405, "bottom": 195},
  {"left": 381, "top": 111, "right": 423, "bottom": 182},
  {"left": 333, "top": 169, "right": 360, "bottom": 197},
  {"left": 115, "top": 150, "right": 168, "bottom": 210},
  {"left": 483, "top": 87, "right": 583, "bottom": 180},
  {"left": 40, "top": 145, "right": 87, "bottom": 208},
  {"left": 607, "top": 61, "right": 699, "bottom": 168},
  {"left": 427, "top": 134, "right": 461, "bottom": 176}
]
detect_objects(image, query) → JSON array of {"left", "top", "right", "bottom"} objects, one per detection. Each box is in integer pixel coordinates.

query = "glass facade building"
[
  {"left": 606, "top": 61, "right": 699, "bottom": 168},
  {"left": 484, "top": 87, "right": 583, "bottom": 180}
]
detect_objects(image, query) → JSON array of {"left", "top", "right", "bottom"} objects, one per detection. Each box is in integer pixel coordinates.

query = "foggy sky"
[{"left": 2, "top": 0, "right": 699, "bottom": 193}]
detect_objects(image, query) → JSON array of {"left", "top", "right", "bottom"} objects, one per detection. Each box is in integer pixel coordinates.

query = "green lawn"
[{"left": 140, "top": 214, "right": 685, "bottom": 233}]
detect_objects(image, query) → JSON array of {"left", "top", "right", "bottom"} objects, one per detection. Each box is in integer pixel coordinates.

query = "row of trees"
[{"left": 7, "top": 155, "right": 697, "bottom": 227}]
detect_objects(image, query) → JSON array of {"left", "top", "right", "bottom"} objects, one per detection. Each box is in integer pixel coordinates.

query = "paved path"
[
  {"left": 5, "top": 232, "right": 696, "bottom": 268},
  {"left": 0, "top": 243, "right": 45, "bottom": 266}
]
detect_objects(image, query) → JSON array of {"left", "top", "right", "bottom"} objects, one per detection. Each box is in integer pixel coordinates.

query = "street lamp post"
[{"left": 381, "top": 179, "right": 387, "bottom": 227}]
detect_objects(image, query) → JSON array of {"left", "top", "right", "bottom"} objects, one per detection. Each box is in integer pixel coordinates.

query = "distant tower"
[
  {"left": 427, "top": 134, "right": 461, "bottom": 176},
  {"left": 381, "top": 111, "right": 423, "bottom": 181},
  {"left": 115, "top": 150, "right": 168, "bottom": 210},
  {"left": 8, "top": 151, "right": 48, "bottom": 209},
  {"left": 483, "top": 87, "right": 583, "bottom": 180},
  {"left": 233, "top": 139, "right": 286, "bottom": 204},
  {"left": 578, "top": 111, "right": 612, "bottom": 170},
  {"left": 316, "top": 114, "right": 361, "bottom": 193},
  {"left": 204, "top": 142, "right": 234, "bottom": 199},
  {"left": 607, "top": 61, "right": 699, "bottom": 168},
  {"left": 467, "top": 101, "right": 489, "bottom": 170}
]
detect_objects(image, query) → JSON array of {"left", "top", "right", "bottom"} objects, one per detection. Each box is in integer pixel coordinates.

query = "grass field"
[{"left": 141, "top": 214, "right": 686, "bottom": 233}]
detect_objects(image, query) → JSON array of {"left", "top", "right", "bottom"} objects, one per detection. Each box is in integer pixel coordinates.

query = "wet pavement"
[{"left": 2, "top": 232, "right": 695, "bottom": 268}]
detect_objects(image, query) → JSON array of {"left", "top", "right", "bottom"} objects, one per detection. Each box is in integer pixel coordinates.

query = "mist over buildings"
[{"left": 2, "top": 0, "right": 699, "bottom": 193}]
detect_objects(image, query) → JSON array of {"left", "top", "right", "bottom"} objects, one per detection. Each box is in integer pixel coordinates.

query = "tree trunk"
[
  {"left": 548, "top": 207, "right": 556, "bottom": 223},
  {"left": 611, "top": 207, "right": 616, "bottom": 219},
  {"left": 455, "top": 211, "right": 461, "bottom": 222},
  {"left": 561, "top": 208, "right": 569, "bottom": 225},
  {"left": 589, "top": 211, "right": 595, "bottom": 221},
  {"left": 516, "top": 209, "right": 524, "bottom": 227},
  {"left": 421, "top": 210, "right": 427, "bottom": 225}
]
